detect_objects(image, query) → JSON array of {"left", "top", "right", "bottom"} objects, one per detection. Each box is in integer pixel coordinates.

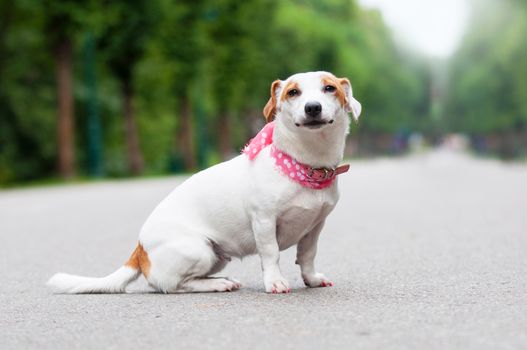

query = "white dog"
[{"left": 47, "top": 71, "right": 362, "bottom": 294}]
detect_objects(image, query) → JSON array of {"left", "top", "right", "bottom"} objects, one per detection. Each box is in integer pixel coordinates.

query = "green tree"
[
  {"left": 0, "top": 0, "right": 57, "bottom": 183},
  {"left": 157, "top": 0, "right": 208, "bottom": 170},
  {"left": 445, "top": 0, "right": 527, "bottom": 156},
  {"left": 0, "top": 0, "right": 433, "bottom": 185},
  {"left": 43, "top": 1, "right": 87, "bottom": 178},
  {"left": 99, "top": 0, "right": 159, "bottom": 175},
  {"left": 205, "top": 0, "right": 280, "bottom": 157}
]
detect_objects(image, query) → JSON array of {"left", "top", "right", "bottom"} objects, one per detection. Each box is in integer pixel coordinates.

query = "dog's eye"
[
  {"left": 287, "top": 89, "right": 299, "bottom": 97},
  {"left": 324, "top": 85, "right": 336, "bottom": 93}
]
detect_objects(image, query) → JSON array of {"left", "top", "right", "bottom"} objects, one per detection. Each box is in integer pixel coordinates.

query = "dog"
[{"left": 47, "top": 71, "right": 362, "bottom": 294}]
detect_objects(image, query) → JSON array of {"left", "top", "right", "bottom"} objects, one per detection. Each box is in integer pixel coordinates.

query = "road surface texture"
[{"left": 1, "top": 151, "right": 526, "bottom": 350}]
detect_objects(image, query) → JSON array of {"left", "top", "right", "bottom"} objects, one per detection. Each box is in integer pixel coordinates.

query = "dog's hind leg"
[
  {"left": 177, "top": 277, "right": 241, "bottom": 292},
  {"left": 176, "top": 251, "right": 241, "bottom": 293},
  {"left": 145, "top": 237, "right": 240, "bottom": 293}
]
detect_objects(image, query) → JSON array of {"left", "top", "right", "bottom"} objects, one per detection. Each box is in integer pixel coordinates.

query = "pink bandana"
[{"left": 242, "top": 121, "right": 350, "bottom": 189}]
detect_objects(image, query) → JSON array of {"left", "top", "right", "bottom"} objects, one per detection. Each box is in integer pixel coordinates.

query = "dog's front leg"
[
  {"left": 296, "top": 220, "right": 334, "bottom": 288},
  {"left": 252, "top": 215, "right": 291, "bottom": 294}
]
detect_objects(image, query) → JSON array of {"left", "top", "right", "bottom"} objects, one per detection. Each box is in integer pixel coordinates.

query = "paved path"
[{"left": 1, "top": 151, "right": 526, "bottom": 349}]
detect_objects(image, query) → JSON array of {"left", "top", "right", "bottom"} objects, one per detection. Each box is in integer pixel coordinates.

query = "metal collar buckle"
[{"left": 307, "top": 167, "right": 335, "bottom": 181}]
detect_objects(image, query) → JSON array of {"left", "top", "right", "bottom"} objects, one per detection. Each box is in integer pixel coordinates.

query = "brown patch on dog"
[
  {"left": 263, "top": 80, "right": 281, "bottom": 122},
  {"left": 322, "top": 75, "right": 348, "bottom": 107},
  {"left": 125, "top": 243, "right": 151, "bottom": 277},
  {"left": 279, "top": 81, "right": 300, "bottom": 102}
]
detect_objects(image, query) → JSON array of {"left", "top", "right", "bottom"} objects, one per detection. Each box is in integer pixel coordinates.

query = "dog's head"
[{"left": 263, "top": 71, "right": 362, "bottom": 129}]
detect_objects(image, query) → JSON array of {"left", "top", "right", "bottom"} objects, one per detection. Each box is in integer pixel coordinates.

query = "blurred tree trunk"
[
  {"left": 54, "top": 39, "right": 75, "bottom": 179},
  {"left": 99, "top": 0, "right": 157, "bottom": 175},
  {"left": 218, "top": 111, "right": 232, "bottom": 160},
  {"left": 177, "top": 96, "right": 196, "bottom": 170},
  {"left": 122, "top": 80, "right": 144, "bottom": 175}
]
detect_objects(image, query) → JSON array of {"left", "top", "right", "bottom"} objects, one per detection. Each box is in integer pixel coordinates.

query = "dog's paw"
[
  {"left": 265, "top": 276, "right": 291, "bottom": 294},
  {"left": 211, "top": 278, "right": 241, "bottom": 292},
  {"left": 303, "top": 273, "right": 334, "bottom": 288},
  {"left": 225, "top": 277, "right": 242, "bottom": 289}
]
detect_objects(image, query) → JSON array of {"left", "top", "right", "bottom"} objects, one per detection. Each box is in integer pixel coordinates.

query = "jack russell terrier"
[{"left": 47, "top": 71, "right": 362, "bottom": 294}]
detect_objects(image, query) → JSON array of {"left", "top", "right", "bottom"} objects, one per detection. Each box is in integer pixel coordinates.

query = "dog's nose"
[{"left": 304, "top": 102, "right": 322, "bottom": 118}]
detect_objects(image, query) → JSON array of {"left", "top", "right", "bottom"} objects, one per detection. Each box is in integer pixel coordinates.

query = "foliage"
[
  {"left": 0, "top": 0, "right": 430, "bottom": 185},
  {"left": 445, "top": 0, "right": 527, "bottom": 156}
]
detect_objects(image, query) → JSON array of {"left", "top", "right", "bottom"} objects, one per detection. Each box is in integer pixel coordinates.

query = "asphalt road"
[{"left": 1, "top": 151, "right": 526, "bottom": 350}]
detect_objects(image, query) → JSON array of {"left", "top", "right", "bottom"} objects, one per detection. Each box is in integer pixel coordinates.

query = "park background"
[
  {"left": 2, "top": 2, "right": 527, "bottom": 348},
  {"left": 0, "top": 0, "right": 526, "bottom": 186}
]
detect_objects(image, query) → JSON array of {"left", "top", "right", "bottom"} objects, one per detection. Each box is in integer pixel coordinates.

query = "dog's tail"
[{"left": 46, "top": 244, "right": 150, "bottom": 294}]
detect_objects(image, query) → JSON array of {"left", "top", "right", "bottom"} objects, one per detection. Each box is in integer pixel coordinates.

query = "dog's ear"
[
  {"left": 263, "top": 80, "right": 282, "bottom": 122},
  {"left": 339, "top": 78, "right": 362, "bottom": 122}
]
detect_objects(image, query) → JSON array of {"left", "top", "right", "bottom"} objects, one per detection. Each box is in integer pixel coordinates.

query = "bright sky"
[{"left": 358, "top": 0, "right": 470, "bottom": 58}]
